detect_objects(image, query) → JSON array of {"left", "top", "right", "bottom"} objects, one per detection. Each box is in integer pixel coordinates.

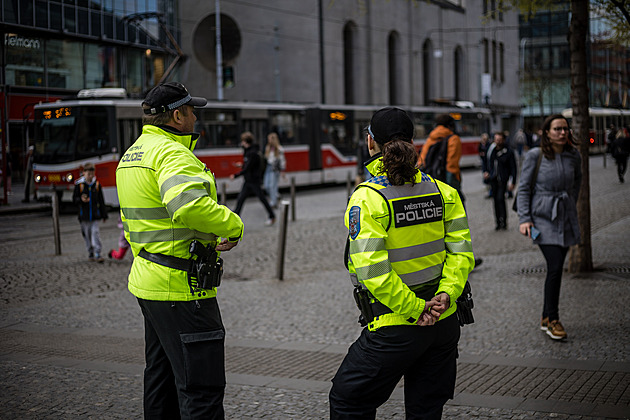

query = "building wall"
[{"left": 180, "top": 0, "right": 521, "bottom": 129}]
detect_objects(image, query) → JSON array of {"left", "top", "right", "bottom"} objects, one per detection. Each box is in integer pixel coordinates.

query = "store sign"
[{"left": 5, "top": 34, "right": 41, "bottom": 49}]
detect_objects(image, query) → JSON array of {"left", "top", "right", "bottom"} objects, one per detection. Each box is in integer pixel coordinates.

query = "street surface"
[{"left": 1, "top": 155, "right": 629, "bottom": 419}]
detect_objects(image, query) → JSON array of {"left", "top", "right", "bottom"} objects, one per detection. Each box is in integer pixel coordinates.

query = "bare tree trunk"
[{"left": 568, "top": 0, "right": 593, "bottom": 273}]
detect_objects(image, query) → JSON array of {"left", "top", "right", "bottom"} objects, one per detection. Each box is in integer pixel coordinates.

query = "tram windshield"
[{"left": 34, "top": 106, "right": 112, "bottom": 163}]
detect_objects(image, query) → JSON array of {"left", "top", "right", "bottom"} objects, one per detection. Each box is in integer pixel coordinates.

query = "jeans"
[
  {"left": 80, "top": 220, "right": 102, "bottom": 257},
  {"left": 263, "top": 166, "right": 280, "bottom": 207},
  {"left": 539, "top": 244, "right": 569, "bottom": 321}
]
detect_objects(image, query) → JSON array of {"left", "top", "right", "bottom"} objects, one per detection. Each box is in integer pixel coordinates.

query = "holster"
[
  {"left": 455, "top": 281, "right": 475, "bottom": 326},
  {"left": 353, "top": 287, "right": 374, "bottom": 327},
  {"left": 188, "top": 240, "right": 223, "bottom": 291}
]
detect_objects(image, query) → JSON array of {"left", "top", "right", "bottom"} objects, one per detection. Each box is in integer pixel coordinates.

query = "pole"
[
  {"left": 318, "top": 0, "right": 325, "bottom": 103},
  {"left": 215, "top": 0, "right": 224, "bottom": 101},
  {"left": 220, "top": 182, "right": 227, "bottom": 205},
  {"left": 290, "top": 176, "right": 296, "bottom": 222},
  {"left": 275, "top": 200, "right": 290, "bottom": 280},
  {"left": 52, "top": 191, "right": 62, "bottom": 255},
  {"left": 346, "top": 171, "right": 353, "bottom": 201}
]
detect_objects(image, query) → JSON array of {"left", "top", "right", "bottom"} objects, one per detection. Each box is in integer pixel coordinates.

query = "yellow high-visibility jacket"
[
  {"left": 346, "top": 157, "right": 474, "bottom": 331},
  {"left": 116, "top": 125, "right": 243, "bottom": 301}
]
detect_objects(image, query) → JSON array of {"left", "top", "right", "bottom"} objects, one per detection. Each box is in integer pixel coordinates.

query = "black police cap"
[{"left": 142, "top": 82, "right": 207, "bottom": 115}]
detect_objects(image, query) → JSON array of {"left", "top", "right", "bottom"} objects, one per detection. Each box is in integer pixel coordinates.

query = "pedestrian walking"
[
  {"left": 517, "top": 114, "right": 582, "bottom": 341},
  {"left": 418, "top": 113, "right": 463, "bottom": 194},
  {"left": 231, "top": 131, "right": 276, "bottom": 225},
  {"left": 263, "top": 132, "right": 286, "bottom": 208},
  {"left": 484, "top": 132, "right": 517, "bottom": 230},
  {"left": 330, "top": 107, "right": 475, "bottom": 419},
  {"left": 610, "top": 130, "right": 630, "bottom": 183},
  {"left": 72, "top": 162, "right": 108, "bottom": 262},
  {"left": 116, "top": 81, "right": 244, "bottom": 418},
  {"left": 478, "top": 132, "right": 492, "bottom": 198}
]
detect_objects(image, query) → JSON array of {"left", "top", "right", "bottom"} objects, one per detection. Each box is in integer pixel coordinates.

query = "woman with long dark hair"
[
  {"left": 517, "top": 114, "right": 582, "bottom": 340},
  {"left": 330, "top": 107, "right": 475, "bottom": 419}
]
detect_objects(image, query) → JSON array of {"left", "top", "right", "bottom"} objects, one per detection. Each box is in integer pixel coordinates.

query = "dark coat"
[
  {"left": 517, "top": 147, "right": 582, "bottom": 247},
  {"left": 72, "top": 179, "right": 108, "bottom": 222},
  {"left": 234, "top": 144, "right": 263, "bottom": 184},
  {"left": 487, "top": 144, "right": 517, "bottom": 185}
]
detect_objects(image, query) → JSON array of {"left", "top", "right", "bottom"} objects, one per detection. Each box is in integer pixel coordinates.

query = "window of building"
[
  {"left": 47, "top": 39, "right": 85, "bottom": 89},
  {"left": 343, "top": 22, "right": 357, "bottom": 105},
  {"left": 500, "top": 42, "right": 504, "bottom": 82},
  {"left": 454, "top": 46, "right": 464, "bottom": 100},
  {"left": 5, "top": 33, "right": 45, "bottom": 87},
  {"left": 388, "top": 31, "right": 400, "bottom": 105},
  {"left": 423, "top": 39, "right": 433, "bottom": 105},
  {"left": 483, "top": 38, "right": 489, "bottom": 74},
  {"left": 492, "top": 40, "right": 497, "bottom": 81},
  {"left": 126, "top": 49, "right": 144, "bottom": 95},
  {"left": 85, "top": 44, "right": 120, "bottom": 88}
]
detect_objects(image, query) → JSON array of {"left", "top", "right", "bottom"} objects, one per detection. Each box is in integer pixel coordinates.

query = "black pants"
[
  {"left": 329, "top": 315, "right": 460, "bottom": 420},
  {"left": 539, "top": 245, "right": 569, "bottom": 321},
  {"left": 234, "top": 181, "right": 275, "bottom": 219},
  {"left": 138, "top": 298, "right": 226, "bottom": 420},
  {"left": 615, "top": 155, "right": 628, "bottom": 180},
  {"left": 490, "top": 179, "right": 507, "bottom": 228}
]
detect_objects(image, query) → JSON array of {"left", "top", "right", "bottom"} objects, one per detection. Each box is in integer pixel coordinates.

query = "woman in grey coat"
[{"left": 517, "top": 114, "right": 582, "bottom": 341}]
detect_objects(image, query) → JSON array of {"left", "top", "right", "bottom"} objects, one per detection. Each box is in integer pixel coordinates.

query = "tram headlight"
[
  {"left": 35, "top": 174, "right": 42, "bottom": 183},
  {"left": 65, "top": 173, "right": 74, "bottom": 183}
]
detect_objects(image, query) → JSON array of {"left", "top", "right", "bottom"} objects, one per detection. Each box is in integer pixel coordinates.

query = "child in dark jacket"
[{"left": 73, "top": 162, "right": 108, "bottom": 262}]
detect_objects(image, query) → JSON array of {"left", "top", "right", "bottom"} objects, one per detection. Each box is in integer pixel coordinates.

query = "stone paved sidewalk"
[{"left": 1, "top": 156, "right": 629, "bottom": 419}]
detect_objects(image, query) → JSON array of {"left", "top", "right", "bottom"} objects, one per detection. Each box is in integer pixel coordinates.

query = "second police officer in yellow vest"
[
  {"left": 116, "top": 82, "right": 244, "bottom": 418},
  {"left": 329, "top": 107, "right": 475, "bottom": 419}
]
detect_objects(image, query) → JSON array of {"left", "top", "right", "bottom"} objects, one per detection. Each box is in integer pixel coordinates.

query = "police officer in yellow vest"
[
  {"left": 329, "top": 108, "right": 475, "bottom": 419},
  {"left": 116, "top": 82, "right": 244, "bottom": 419}
]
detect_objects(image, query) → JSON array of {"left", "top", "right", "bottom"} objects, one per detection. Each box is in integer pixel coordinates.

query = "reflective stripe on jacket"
[
  {"left": 116, "top": 125, "right": 244, "bottom": 301},
  {"left": 346, "top": 158, "right": 474, "bottom": 330}
]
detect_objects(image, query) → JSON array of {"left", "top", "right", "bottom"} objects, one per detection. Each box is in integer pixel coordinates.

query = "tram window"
[
  {"left": 76, "top": 107, "right": 111, "bottom": 158},
  {"left": 414, "top": 113, "right": 436, "bottom": 139},
  {"left": 34, "top": 114, "right": 76, "bottom": 164},
  {"left": 270, "top": 112, "right": 302, "bottom": 145},
  {"left": 196, "top": 110, "right": 239, "bottom": 149}
]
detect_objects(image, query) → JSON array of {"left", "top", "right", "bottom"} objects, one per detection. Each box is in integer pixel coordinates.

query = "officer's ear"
[{"left": 367, "top": 134, "right": 380, "bottom": 153}]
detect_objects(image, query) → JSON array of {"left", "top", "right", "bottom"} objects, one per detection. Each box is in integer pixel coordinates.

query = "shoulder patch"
[{"left": 348, "top": 206, "right": 361, "bottom": 240}]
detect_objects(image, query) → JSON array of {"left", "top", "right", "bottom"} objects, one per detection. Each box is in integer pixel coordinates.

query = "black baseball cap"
[
  {"left": 367, "top": 107, "right": 414, "bottom": 145},
  {"left": 143, "top": 82, "right": 207, "bottom": 115}
]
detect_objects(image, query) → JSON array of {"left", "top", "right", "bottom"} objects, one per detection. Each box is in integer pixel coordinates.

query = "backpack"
[{"left": 420, "top": 135, "right": 451, "bottom": 182}]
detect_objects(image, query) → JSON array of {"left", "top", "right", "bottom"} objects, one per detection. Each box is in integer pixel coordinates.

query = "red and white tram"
[{"left": 32, "top": 89, "right": 491, "bottom": 206}]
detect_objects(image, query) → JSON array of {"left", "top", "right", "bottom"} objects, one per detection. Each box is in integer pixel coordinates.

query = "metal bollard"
[
  {"left": 290, "top": 177, "right": 296, "bottom": 222},
  {"left": 346, "top": 171, "right": 353, "bottom": 202},
  {"left": 220, "top": 183, "right": 227, "bottom": 205},
  {"left": 275, "top": 200, "right": 290, "bottom": 280},
  {"left": 52, "top": 192, "right": 62, "bottom": 255}
]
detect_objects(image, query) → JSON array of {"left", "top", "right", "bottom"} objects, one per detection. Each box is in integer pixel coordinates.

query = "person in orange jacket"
[{"left": 418, "top": 113, "right": 463, "bottom": 193}]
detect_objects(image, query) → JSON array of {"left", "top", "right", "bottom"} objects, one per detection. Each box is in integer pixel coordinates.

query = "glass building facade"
[
  {"left": 1, "top": 0, "right": 181, "bottom": 181},
  {"left": 1, "top": 0, "right": 180, "bottom": 95}
]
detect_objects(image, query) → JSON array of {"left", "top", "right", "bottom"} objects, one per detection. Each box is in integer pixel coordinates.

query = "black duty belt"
[
  {"left": 138, "top": 249, "right": 192, "bottom": 272},
  {"left": 368, "top": 279, "right": 440, "bottom": 319}
]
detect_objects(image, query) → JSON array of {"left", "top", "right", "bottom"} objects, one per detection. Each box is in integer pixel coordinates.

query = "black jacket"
[
  {"left": 488, "top": 145, "right": 517, "bottom": 185},
  {"left": 72, "top": 179, "right": 108, "bottom": 222},
  {"left": 234, "top": 144, "right": 263, "bottom": 183}
]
